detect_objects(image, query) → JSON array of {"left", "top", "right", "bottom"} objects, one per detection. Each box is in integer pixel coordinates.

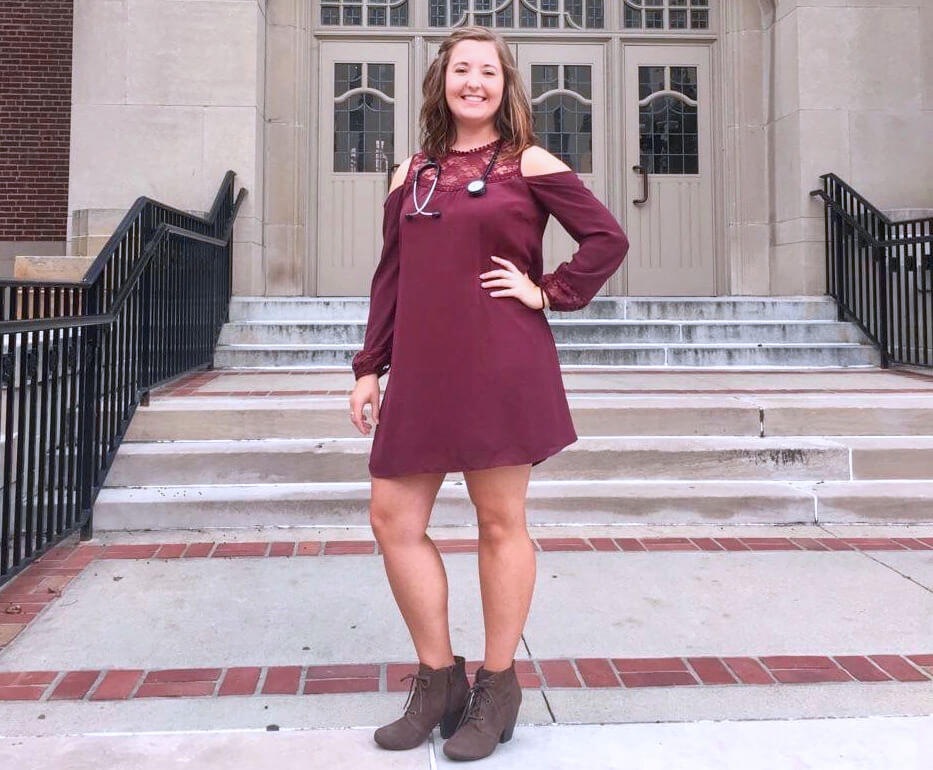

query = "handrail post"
[
  {"left": 833, "top": 211, "right": 845, "bottom": 321},
  {"left": 78, "top": 286, "right": 100, "bottom": 541},
  {"left": 139, "top": 236, "right": 154, "bottom": 406},
  {"left": 875, "top": 243, "right": 890, "bottom": 369}
]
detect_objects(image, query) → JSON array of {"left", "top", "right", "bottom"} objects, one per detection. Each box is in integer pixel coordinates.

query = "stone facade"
[{"left": 55, "top": 0, "right": 933, "bottom": 296}]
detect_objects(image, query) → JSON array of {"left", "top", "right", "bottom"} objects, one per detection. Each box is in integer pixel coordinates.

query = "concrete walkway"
[
  {"left": 1, "top": 523, "right": 930, "bottom": 767},
  {"left": 1, "top": 716, "right": 931, "bottom": 769}
]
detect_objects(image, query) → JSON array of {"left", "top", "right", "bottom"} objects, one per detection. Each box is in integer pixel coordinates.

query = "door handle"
[
  {"left": 386, "top": 162, "right": 399, "bottom": 193},
  {"left": 632, "top": 165, "right": 649, "bottom": 206}
]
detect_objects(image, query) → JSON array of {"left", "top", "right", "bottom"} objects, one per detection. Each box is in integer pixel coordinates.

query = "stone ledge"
[{"left": 13, "top": 256, "right": 95, "bottom": 282}]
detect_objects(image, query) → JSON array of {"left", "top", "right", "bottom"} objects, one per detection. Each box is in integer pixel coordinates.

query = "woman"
[{"left": 349, "top": 25, "right": 628, "bottom": 761}]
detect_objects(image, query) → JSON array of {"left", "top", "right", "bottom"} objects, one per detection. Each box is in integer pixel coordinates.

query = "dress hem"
[{"left": 368, "top": 437, "right": 577, "bottom": 479}]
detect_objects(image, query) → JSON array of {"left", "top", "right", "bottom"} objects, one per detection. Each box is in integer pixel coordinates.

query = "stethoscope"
[{"left": 406, "top": 138, "right": 504, "bottom": 220}]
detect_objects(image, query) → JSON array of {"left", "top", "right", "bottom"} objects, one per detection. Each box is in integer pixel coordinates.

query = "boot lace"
[
  {"left": 400, "top": 672, "right": 431, "bottom": 717},
  {"left": 456, "top": 680, "right": 494, "bottom": 729}
]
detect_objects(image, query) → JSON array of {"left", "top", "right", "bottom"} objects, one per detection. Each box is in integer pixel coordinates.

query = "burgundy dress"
[{"left": 352, "top": 140, "right": 629, "bottom": 478}]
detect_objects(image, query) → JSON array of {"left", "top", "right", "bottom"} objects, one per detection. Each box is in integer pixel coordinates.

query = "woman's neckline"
[{"left": 448, "top": 138, "right": 500, "bottom": 155}]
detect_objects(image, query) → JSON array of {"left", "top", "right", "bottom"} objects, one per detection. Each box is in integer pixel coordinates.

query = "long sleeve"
[
  {"left": 351, "top": 186, "right": 404, "bottom": 380},
  {"left": 524, "top": 171, "right": 629, "bottom": 312}
]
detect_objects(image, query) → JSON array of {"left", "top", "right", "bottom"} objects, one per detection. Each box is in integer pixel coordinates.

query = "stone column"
[
  {"left": 262, "top": 0, "right": 309, "bottom": 296},
  {"left": 721, "top": 0, "right": 772, "bottom": 295}
]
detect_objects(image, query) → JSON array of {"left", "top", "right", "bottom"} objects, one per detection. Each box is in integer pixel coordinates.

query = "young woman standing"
[{"left": 349, "top": 25, "right": 628, "bottom": 761}]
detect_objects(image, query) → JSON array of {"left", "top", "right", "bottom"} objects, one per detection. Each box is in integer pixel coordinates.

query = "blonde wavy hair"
[{"left": 419, "top": 26, "right": 536, "bottom": 161}]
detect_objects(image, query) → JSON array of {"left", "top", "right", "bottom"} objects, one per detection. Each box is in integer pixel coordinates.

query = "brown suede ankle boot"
[
  {"left": 442, "top": 660, "right": 522, "bottom": 761},
  {"left": 374, "top": 655, "right": 470, "bottom": 750}
]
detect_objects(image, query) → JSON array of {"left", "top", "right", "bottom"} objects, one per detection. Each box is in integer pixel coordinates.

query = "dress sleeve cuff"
[
  {"left": 352, "top": 349, "right": 391, "bottom": 380},
  {"left": 540, "top": 271, "right": 586, "bottom": 312}
]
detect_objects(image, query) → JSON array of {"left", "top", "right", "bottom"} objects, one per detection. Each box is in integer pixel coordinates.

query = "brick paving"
[{"left": 0, "top": 652, "right": 929, "bottom": 702}]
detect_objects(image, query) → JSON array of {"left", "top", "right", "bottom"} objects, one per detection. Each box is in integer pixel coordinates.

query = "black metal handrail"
[
  {"left": 810, "top": 173, "right": 932, "bottom": 368},
  {"left": 0, "top": 173, "right": 246, "bottom": 587}
]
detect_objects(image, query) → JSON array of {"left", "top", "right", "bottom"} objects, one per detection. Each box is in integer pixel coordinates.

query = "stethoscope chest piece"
[{"left": 466, "top": 179, "right": 486, "bottom": 197}]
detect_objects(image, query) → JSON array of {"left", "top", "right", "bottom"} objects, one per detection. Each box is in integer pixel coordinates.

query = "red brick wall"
[{"left": 0, "top": 0, "right": 73, "bottom": 241}]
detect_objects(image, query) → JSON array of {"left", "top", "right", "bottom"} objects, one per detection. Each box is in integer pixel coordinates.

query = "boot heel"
[
  {"left": 439, "top": 706, "right": 465, "bottom": 739},
  {"left": 499, "top": 716, "right": 517, "bottom": 743}
]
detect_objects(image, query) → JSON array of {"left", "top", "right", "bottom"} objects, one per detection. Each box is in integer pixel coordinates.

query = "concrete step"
[
  {"left": 217, "top": 320, "right": 867, "bottom": 346},
  {"left": 91, "top": 479, "right": 933, "bottom": 530},
  {"left": 213, "top": 342, "right": 879, "bottom": 369},
  {"left": 126, "top": 396, "right": 763, "bottom": 441},
  {"left": 104, "top": 436, "right": 854, "bottom": 486},
  {"left": 229, "top": 296, "right": 840, "bottom": 322},
  {"left": 843, "top": 436, "right": 933, "bottom": 480},
  {"left": 93, "top": 480, "right": 814, "bottom": 529},
  {"left": 809, "top": 480, "right": 933, "bottom": 522},
  {"left": 126, "top": 395, "right": 933, "bottom": 441}
]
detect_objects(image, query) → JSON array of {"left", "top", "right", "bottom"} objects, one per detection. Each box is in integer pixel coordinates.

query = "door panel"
[
  {"left": 317, "top": 42, "right": 409, "bottom": 295},
  {"left": 516, "top": 44, "right": 608, "bottom": 293},
  {"left": 623, "top": 45, "right": 715, "bottom": 296}
]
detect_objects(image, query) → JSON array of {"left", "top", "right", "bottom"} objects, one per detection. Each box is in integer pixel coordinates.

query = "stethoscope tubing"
[
  {"left": 408, "top": 159, "right": 442, "bottom": 219},
  {"left": 405, "top": 139, "right": 503, "bottom": 220}
]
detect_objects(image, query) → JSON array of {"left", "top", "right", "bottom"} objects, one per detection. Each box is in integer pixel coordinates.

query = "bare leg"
[
  {"left": 370, "top": 471, "right": 454, "bottom": 669},
  {"left": 463, "top": 463, "right": 535, "bottom": 672}
]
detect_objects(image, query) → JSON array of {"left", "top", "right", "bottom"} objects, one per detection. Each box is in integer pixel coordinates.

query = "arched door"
[{"left": 311, "top": 0, "right": 719, "bottom": 297}]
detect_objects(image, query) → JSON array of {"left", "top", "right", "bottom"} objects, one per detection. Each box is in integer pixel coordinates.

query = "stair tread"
[
  {"left": 114, "top": 436, "right": 873, "bottom": 453},
  {"left": 216, "top": 342, "right": 874, "bottom": 350},
  {"left": 222, "top": 319, "right": 854, "bottom": 326},
  {"left": 98, "top": 474, "right": 933, "bottom": 501}
]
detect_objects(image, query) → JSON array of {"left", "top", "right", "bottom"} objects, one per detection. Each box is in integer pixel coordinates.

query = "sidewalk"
[
  {"left": 2, "top": 717, "right": 931, "bottom": 769},
  {"left": 1, "top": 523, "right": 931, "bottom": 767}
]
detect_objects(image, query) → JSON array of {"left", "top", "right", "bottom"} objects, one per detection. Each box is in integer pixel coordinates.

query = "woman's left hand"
[{"left": 480, "top": 256, "right": 545, "bottom": 310}]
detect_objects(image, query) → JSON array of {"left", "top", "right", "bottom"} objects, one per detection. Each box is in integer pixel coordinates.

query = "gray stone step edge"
[
  {"left": 228, "top": 296, "right": 842, "bottom": 322},
  {"left": 101, "top": 436, "right": 933, "bottom": 486},
  {"left": 125, "top": 398, "right": 933, "bottom": 441},
  {"left": 213, "top": 345, "right": 880, "bottom": 370},
  {"left": 92, "top": 479, "right": 933, "bottom": 529}
]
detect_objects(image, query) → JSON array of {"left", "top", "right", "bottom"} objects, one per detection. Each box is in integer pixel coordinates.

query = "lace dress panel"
[{"left": 405, "top": 140, "right": 521, "bottom": 191}]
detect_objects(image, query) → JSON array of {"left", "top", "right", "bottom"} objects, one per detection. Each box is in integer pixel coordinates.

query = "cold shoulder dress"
[{"left": 351, "top": 141, "right": 629, "bottom": 478}]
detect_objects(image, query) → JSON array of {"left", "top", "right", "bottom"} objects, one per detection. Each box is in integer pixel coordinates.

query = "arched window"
[
  {"left": 321, "top": 0, "right": 410, "bottom": 27},
  {"left": 623, "top": 0, "right": 709, "bottom": 30},
  {"left": 429, "top": 0, "right": 605, "bottom": 30},
  {"left": 531, "top": 64, "right": 593, "bottom": 172},
  {"left": 333, "top": 63, "right": 396, "bottom": 173},
  {"left": 638, "top": 65, "right": 699, "bottom": 174}
]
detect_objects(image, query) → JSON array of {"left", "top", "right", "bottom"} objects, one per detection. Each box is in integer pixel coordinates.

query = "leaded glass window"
[
  {"left": 532, "top": 64, "right": 592, "bottom": 172},
  {"left": 429, "top": 0, "right": 604, "bottom": 30},
  {"left": 321, "top": 0, "right": 409, "bottom": 27},
  {"left": 623, "top": 0, "right": 709, "bottom": 30},
  {"left": 334, "top": 63, "right": 395, "bottom": 173},
  {"left": 638, "top": 65, "right": 698, "bottom": 174}
]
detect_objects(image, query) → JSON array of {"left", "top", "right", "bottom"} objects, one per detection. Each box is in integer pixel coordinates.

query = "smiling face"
[{"left": 444, "top": 39, "right": 505, "bottom": 135}]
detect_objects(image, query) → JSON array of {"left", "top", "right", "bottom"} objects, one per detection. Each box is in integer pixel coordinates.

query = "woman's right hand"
[{"left": 350, "top": 373, "right": 381, "bottom": 435}]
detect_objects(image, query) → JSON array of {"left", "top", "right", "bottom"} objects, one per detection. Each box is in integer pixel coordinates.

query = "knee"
[
  {"left": 370, "top": 505, "right": 425, "bottom": 548},
  {"left": 476, "top": 506, "right": 528, "bottom": 546}
]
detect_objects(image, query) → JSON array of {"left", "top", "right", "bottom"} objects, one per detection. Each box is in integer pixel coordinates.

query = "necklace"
[{"left": 449, "top": 138, "right": 500, "bottom": 154}]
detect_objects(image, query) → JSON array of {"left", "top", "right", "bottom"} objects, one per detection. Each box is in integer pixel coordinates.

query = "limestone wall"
[
  {"left": 768, "top": 0, "right": 932, "bottom": 294},
  {"left": 68, "top": 0, "right": 266, "bottom": 293}
]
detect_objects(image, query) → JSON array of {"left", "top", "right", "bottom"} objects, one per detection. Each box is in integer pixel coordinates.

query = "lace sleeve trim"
[
  {"left": 540, "top": 271, "right": 586, "bottom": 312},
  {"left": 352, "top": 348, "right": 391, "bottom": 380}
]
